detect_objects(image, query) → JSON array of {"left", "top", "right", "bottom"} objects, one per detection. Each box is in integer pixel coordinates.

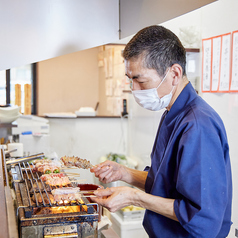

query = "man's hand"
[
  {"left": 90, "top": 185, "right": 178, "bottom": 222},
  {"left": 90, "top": 160, "right": 126, "bottom": 184},
  {"left": 90, "top": 186, "right": 138, "bottom": 212}
]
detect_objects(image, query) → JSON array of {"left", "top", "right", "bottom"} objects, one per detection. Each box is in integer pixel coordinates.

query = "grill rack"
[{"left": 12, "top": 160, "right": 98, "bottom": 218}]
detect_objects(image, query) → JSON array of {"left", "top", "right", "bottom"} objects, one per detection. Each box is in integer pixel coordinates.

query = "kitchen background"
[{"left": 0, "top": 0, "right": 237, "bottom": 237}]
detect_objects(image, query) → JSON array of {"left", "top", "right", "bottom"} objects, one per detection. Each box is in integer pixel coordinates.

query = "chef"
[{"left": 90, "top": 25, "right": 232, "bottom": 237}]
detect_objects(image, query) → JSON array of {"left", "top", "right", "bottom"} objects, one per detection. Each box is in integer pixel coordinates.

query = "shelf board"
[
  {"left": 0, "top": 123, "right": 17, "bottom": 128},
  {"left": 185, "top": 48, "right": 200, "bottom": 52}
]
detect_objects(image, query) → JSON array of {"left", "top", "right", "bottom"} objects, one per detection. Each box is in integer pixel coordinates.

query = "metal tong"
[{"left": 6, "top": 153, "right": 44, "bottom": 165}]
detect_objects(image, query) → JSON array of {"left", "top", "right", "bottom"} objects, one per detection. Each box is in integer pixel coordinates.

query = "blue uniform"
[{"left": 143, "top": 83, "right": 232, "bottom": 238}]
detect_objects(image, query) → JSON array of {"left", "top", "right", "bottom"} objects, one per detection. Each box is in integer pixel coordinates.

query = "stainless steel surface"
[
  {"left": 5, "top": 186, "right": 19, "bottom": 238},
  {"left": 6, "top": 153, "right": 44, "bottom": 165},
  {"left": 0, "top": 147, "right": 9, "bottom": 238},
  {"left": 43, "top": 224, "right": 77, "bottom": 238},
  {"left": 1, "top": 148, "right": 100, "bottom": 238},
  {"left": 14, "top": 161, "right": 100, "bottom": 237},
  {"left": 5, "top": 148, "right": 17, "bottom": 155}
]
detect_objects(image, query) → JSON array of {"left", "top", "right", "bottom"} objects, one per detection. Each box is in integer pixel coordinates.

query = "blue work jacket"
[{"left": 143, "top": 82, "right": 232, "bottom": 238}]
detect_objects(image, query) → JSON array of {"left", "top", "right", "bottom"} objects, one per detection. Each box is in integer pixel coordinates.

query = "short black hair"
[{"left": 123, "top": 25, "right": 186, "bottom": 77}]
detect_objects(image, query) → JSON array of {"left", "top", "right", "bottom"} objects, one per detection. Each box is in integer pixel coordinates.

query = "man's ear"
[{"left": 170, "top": 64, "right": 183, "bottom": 86}]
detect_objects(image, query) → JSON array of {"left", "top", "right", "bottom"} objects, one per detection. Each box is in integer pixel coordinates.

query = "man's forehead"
[
  {"left": 125, "top": 61, "right": 143, "bottom": 78},
  {"left": 125, "top": 58, "right": 144, "bottom": 70}
]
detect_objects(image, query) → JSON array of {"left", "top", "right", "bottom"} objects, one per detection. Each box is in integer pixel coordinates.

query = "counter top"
[
  {"left": 0, "top": 123, "right": 17, "bottom": 128},
  {"left": 44, "top": 115, "right": 124, "bottom": 119}
]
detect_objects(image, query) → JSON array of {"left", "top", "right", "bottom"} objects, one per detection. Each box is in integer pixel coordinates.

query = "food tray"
[{"left": 117, "top": 207, "right": 145, "bottom": 221}]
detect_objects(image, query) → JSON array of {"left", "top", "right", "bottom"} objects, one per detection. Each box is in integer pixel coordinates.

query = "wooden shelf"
[
  {"left": 185, "top": 48, "right": 200, "bottom": 52},
  {"left": 44, "top": 115, "right": 124, "bottom": 119},
  {"left": 122, "top": 90, "right": 132, "bottom": 93},
  {"left": 0, "top": 123, "right": 17, "bottom": 128}
]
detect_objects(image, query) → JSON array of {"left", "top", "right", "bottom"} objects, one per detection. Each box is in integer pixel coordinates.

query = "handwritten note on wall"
[
  {"left": 211, "top": 36, "right": 221, "bottom": 92},
  {"left": 230, "top": 30, "right": 238, "bottom": 91},
  {"left": 219, "top": 33, "right": 231, "bottom": 92},
  {"left": 202, "top": 31, "right": 238, "bottom": 93},
  {"left": 202, "top": 38, "right": 212, "bottom": 92}
]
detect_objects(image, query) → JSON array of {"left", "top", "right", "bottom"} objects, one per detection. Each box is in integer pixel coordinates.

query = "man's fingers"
[
  {"left": 91, "top": 161, "right": 112, "bottom": 172},
  {"left": 94, "top": 187, "right": 113, "bottom": 197},
  {"left": 94, "top": 165, "right": 111, "bottom": 177}
]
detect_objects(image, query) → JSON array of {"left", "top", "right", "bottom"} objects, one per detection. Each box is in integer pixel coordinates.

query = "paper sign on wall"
[
  {"left": 218, "top": 33, "right": 231, "bottom": 92},
  {"left": 230, "top": 30, "right": 238, "bottom": 92},
  {"left": 211, "top": 36, "right": 221, "bottom": 92},
  {"left": 202, "top": 38, "right": 212, "bottom": 92},
  {"left": 201, "top": 32, "right": 237, "bottom": 93}
]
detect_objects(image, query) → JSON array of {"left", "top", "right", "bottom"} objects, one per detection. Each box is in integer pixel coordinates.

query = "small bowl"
[
  {"left": 0, "top": 106, "right": 20, "bottom": 124},
  {"left": 0, "top": 105, "right": 20, "bottom": 116}
]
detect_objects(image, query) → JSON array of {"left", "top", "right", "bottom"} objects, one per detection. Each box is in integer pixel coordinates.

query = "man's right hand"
[{"left": 90, "top": 160, "right": 126, "bottom": 184}]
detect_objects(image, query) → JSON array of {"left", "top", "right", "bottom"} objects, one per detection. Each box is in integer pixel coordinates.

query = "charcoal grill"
[{"left": 1, "top": 148, "right": 101, "bottom": 238}]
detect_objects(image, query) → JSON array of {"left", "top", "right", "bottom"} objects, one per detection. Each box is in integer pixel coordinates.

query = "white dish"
[
  {"left": 75, "top": 111, "right": 96, "bottom": 116},
  {"left": 0, "top": 105, "right": 20, "bottom": 117},
  {"left": 0, "top": 113, "right": 20, "bottom": 124}
]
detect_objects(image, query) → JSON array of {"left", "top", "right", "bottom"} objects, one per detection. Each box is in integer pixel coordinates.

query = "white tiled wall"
[{"left": 48, "top": 117, "right": 128, "bottom": 184}]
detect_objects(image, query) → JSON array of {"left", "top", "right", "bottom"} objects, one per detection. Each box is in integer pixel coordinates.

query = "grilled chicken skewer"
[{"left": 60, "top": 156, "right": 93, "bottom": 169}]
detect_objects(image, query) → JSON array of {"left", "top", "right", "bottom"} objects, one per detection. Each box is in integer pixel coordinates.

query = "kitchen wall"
[
  {"left": 48, "top": 117, "right": 128, "bottom": 184},
  {"left": 127, "top": 0, "right": 238, "bottom": 236},
  {"left": 37, "top": 44, "right": 127, "bottom": 116},
  {"left": 98, "top": 44, "right": 129, "bottom": 116},
  {"left": 37, "top": 47, "right": 99, "bottom": 115}
]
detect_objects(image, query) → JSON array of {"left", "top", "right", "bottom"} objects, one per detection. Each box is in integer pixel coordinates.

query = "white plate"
[{"left": 0, "top": 113, "right": 20, "bottom": 124}]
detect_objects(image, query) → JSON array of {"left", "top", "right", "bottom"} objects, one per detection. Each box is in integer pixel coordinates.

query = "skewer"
[
  {"left": 82, "top": 195, "right": 96, "bottom": 198},
  {"left": 69, "top": 179, "right": 87, "bottom": 183},
  {"left": 61, "top": 166, "right": 78, "bottom": 170},
  {"left": 66, "top": 172, "right": 81, "bottom": 177}
]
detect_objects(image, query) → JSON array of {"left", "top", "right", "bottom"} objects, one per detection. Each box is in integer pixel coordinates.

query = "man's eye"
[{"left": 130, "top": 80, "right": 133, "bottom": 89}]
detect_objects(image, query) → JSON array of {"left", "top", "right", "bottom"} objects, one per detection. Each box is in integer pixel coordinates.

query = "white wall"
[
  {"left": 127, "top": 94, "right": 163, "bottom": 170},
  {"left": 48, "top": 117, "right": 128, "bottom": 184},
  {"left": 127, "top": 0, "right": 237, "bottom": 236}
]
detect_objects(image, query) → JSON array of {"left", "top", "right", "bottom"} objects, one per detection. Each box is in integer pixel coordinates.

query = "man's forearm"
[
  {"left": 133, "top": 189, "right": 178, "bottom": 222},
  {"left": 122, "top": 167, "right": 148, "bottom": 190}
]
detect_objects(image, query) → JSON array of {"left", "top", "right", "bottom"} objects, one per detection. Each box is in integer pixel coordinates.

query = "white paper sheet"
[
  {"left": 211, "top": 36, "right": 221, "bottom": 91},
  {"left": 219, "top": 34, "right": 231, "bottom": 92},
  {"left": 230, "top": 31, "right": 238, "bottom": 91},
  {"left": 202, "top": 39, "right": 212, "bottom": 92}
]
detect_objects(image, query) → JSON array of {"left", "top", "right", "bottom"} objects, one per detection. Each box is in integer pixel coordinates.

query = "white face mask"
[{"left": 132, "top": 69, "right": 173, "bottom": 111}]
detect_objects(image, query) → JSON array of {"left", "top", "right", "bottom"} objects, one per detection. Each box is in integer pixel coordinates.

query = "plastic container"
[
  {"left": 7, "top": 143, "right": 23, "bottom": 157},
  {"left": 117, "top": 207, "right": 145, "bottom": 221},
  {"left": 110, "top": 212, "right": 148, "bottom": 238}
]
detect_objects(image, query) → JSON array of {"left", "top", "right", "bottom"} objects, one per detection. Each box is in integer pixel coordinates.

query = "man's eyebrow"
[{"left": 125, "top": 74, "right": 141, "bottom": 79}]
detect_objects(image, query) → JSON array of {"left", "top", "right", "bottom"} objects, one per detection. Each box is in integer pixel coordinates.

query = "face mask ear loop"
[{"left": 156, "top": 68, "right": 171, "bottom": 89}]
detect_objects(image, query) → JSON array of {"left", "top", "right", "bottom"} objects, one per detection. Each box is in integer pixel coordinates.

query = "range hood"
[{"left": 0, "top": 0, "right": 217, "bottom": 71}]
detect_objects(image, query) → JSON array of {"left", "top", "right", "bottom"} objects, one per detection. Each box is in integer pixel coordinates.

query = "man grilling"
[{"left": 90, "top": 25, "right": 232, "bottom": 238}]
